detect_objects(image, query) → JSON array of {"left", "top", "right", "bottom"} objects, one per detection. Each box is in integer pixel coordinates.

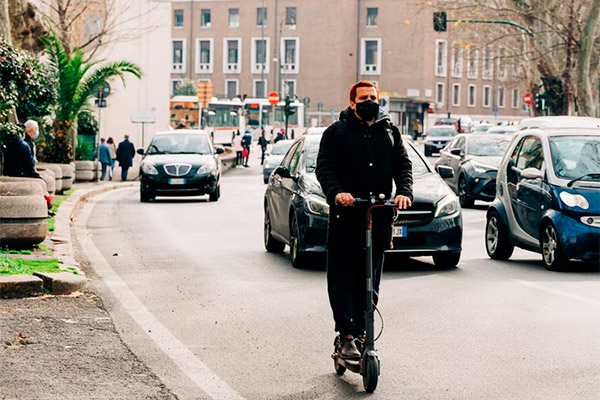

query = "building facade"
[{"left": 170, "top": 0, "right": 529, "bottom": 131}]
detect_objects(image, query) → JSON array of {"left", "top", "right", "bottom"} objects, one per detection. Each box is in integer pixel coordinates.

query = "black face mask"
[{"left": 355, "top": 100, "right": 379, "bottom": 121}]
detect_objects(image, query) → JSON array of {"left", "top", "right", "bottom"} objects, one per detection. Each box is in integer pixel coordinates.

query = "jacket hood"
[{"left": 339, "top": 106, "right": 391, "bottom": 126}]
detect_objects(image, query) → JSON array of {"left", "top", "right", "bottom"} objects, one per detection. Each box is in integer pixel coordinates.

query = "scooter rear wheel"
[{"left": 362, "top": 355, "right": 379, "bottom": 393}]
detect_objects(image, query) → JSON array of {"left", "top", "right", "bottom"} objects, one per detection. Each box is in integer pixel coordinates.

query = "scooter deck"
[{"left": 333, "top": 354, "right": 361, "bottom": 373}]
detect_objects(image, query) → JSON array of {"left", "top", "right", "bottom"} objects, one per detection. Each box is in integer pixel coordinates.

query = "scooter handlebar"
[{"left": 352, "top": 198, "right": 397, "bottom": 207}]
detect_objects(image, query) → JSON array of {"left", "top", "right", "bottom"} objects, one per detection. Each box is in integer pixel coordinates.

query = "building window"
[
  {"left": 171, "top": 39, "right": 185, "bottom": 73},
  {"left": 196, "top": 38, "right": 213, "bottom": 73},
  {"left": 171, "top": 79, "right": 183, "bottom": 96},
  {"left": 223, "top": 38, "right": 241, "bottom": 73},
  {"left": 483, "top": 47, "right": 493, "bottom": 80},
  {"left": 174, "top": 9, "right": 184, "bottom": 28},
  {"left": 452, "top": 83, "right": 460, "bottom": 106},
  {"left": 483, "top": 85, "right": 491, "bottom": 107},
  {"left": 436, "top": 82, "right": 444, "bottom": 106},
  {"left": 512, "top": 60, "right": 521, "bottom": 77},
  {"left": 229, "top": 8, "right": 239, "bottom": 27},
  {"left": 284, "top": 80, "right": 296, "bottom": 98},
  {"left": 225, "top": 79, "right": 239, "bottom": 99},
  {"left": 361, "top": 38, "right": 381, "bottom": 75},
  {"left": 435, "top": 39, "right": 447, "bottom": 77},
  {"left": 498, "top": 48, "right": 507, "bottom": 80},
  {"left": 286, "top": 7, "right": 296, "bottom": 27},
  {"left": 366, "top": 8, "right": 378, "bottom": 26},
  {"left": 254, "top": 80, "right": 266, "bottom": 98},
  {"left": 201, "top": 9, "right": 211, "bottom": 28},
  {"left": 451, "top": 42, "right": 463, "bottom": 78},
  {"left": 512, "top": 88, "right": 519, "bottom": 108},
  {"left": 281, "top": 37, "right": 299, "bottom": 73},
  {"left": 257, "top": 7, "right": 267, "bottom": 27},
  {"left": 498, "top": 87, "right": 505, "bottom": 108},
  {"left": 468, "top": 84, "right": 476, "bottom": 107},
  {"left": 251, "top": 38, "right": 270, "bottom": 74},
  {"left": 467, "top": 49, "right": 478, "bottom": 79}
]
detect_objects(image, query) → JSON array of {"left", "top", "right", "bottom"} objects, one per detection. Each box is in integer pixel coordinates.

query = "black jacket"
[
  {"left": 316, "top": 107, "right": 413, "bottom": 249},
  {"left": 2, "top": 137, "right": 41, "bottom": 179},
  {"left": 116, "top": 140, "right": 135, "bottom": 168}
]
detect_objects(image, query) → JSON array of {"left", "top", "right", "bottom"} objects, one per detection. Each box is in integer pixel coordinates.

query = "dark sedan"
[
  {"left": 435, "top": 134, "right": 511, "bottom": 208},
  {"left": 264, "top": 135, "right": 463, "bottom": 268},
  {"left": 137, "top": 130, "right": 224, "bottom": 202}
]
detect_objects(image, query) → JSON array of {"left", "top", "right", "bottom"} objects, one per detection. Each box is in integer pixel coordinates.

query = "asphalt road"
[{"left": 76, "top": 154, "right": 600, "bottom": 400}]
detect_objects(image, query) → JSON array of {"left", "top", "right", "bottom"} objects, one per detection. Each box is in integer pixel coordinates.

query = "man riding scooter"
[{"left": 316, "top": 81, "right": 413, "bottom": 360}]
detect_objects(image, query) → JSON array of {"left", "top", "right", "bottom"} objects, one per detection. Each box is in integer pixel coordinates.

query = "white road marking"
[
  {"left": 77, "top": 196, "right": 245, "bottom": 400},
  {"left": 512, "top": 279, "right": 600, "bottom": 307}
]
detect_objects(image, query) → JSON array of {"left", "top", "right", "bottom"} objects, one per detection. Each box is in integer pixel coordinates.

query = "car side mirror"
[
  {"left": 521, "top": 167, "right": 543, "bottom": 180},
  {"left": 274, "top": 166, "right": 291, "bottom": 179},
  {"left": 137, "top": 148, "right": 145, "bottom": 155},
  {"left": 215, "top": 147, "right": 225, "bottom": 155},
  {"left": 450, "top": 148, "right": 462, "bottom": 157},
  {"left": 437, "top": 165, "right": 455, "bottom": 179}
]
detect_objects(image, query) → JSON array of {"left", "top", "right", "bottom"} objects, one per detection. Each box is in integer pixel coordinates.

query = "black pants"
[
  {"left": 236, "top": 151, "right": 242, "bottom": 165},
  {"left": 327, "top": 247, "right": 385, "bottom": 336}
]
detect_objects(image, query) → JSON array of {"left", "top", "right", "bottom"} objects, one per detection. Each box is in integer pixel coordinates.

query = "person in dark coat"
[
  {"left": 116, "top": 135, "right": 135, "bottom": 181},
  {"left": 241, "top": 129, "right": 253, "bottom": 167},
  {"left": 99, "top": 138, "right": 113, "bottom": 181},
  {"left": 316, "top": 81, "right": 413, "bottom": 359},
  {"left": 2, "top": 135, "right": 41, "bottom": 179},
  {"left": 258, "top": 129, "right": 268, "bottom": 165}
]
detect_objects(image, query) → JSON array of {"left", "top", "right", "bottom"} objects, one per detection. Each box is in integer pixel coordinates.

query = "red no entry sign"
[
  {"left": 523, "top": 92, "right": 531, "bottom": 105},
  {"left": 268, "top": 92, "right": 280, "bottom": 105}
]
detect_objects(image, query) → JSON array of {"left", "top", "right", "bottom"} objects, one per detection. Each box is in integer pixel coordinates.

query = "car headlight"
[
  {"left": 434, "top": 194, "right": 460, "bottom": 217},
  {"left": 141, "top": 163, "right": 158, "bottom": 175},
  {"left": 198, "top": 161, "right": 217, "bottom": 175},
  {"left": 559, "top": 191, "right": 589, "bottom": 210},
  {"left": 304, "top": 195, "right": 329, "bottom": 216},
  {"left": 471, "top": 161, "right": 496, "bottom": 174}
]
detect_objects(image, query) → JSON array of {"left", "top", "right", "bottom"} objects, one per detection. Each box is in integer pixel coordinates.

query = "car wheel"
[
  {"left": 485, "top": 211, "right": 514, "bottom": 260},
  {"left": 541, "top": 222, "right": 568, "bottom": 271},
  {"left": 140, "top": 188, "right": 154, "bottom": 202},
  {"left": 458, "top": 175, "right": 474, "bottom": 208},
  {"left": 289, "top": 212, "right": 308, "bottom": 268},
  {"left": 264, "top": 207, "right": 285, "bottom": 253},
  {"left": 424, "top": 148, "right": 431, "bottom": 157},
  {"left": 432, "top": 251, "right": 461, "bottom": 268},
  {"left": 208, "top": 185, "right": 220, "bottom": 202},
  {"left": 264, "top": 176, "right": 269, "bottom": 184}
]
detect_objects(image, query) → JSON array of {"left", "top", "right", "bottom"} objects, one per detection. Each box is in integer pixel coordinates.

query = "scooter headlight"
[
  {"left": 434, "top": 194, "right": 460, "bottom": 217},
  {"left": 559, "top": 191, "right": 589, "bottom": 210},
  {"left": 305, "top": 195, "right": 330, "bottom": 216}
]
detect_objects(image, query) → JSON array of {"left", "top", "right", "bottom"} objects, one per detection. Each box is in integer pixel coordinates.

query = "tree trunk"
[
  {"left": 0, "top": 0, "right": 11, "bottom": 43},
  {"left": 576, "top": 0, "right": 600, "bottom": 117}
]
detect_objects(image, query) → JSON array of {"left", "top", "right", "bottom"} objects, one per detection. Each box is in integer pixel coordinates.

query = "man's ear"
[{"left": 349, "top": 100, "right": 356, "bottom": 110}]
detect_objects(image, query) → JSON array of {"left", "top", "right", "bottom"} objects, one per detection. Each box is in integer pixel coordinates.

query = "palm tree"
[{"left": 40, "top": 31, "right": 142, "bottom": 162}]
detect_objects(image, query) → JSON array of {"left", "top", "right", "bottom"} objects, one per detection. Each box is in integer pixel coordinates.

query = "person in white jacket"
[{"left": 232, "top": 130, "right": 243, "bottom": 167}]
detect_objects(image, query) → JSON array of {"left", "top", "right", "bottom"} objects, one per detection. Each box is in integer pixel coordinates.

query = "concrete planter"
[
  {"left": 37, "top": 163, "right": 63, "bottom": 194},
  {"left": 36, "top": 168, "right": 56, "bottom": 195},
  {"left": 58, "top": 163, "right": 74, "bottom": 190},
  {"left": 75, "top": 160, "right": 94, "bottom": 182},
  {"left": 0, "top": 180, "right": 47, "bottom": 246}
]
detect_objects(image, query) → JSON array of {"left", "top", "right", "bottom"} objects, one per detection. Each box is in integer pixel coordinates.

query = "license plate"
[
  {"left": 393, "top": 226, "right": 407, "bottom": 237},
  {"left": 169, "top": 178, "right": 185, "bottom": 185}
]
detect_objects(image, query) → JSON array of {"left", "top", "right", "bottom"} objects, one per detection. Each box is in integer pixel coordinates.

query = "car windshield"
[
  {"left": 467, "top": 137, "right": 510, "bottom": 156},
  {"left": 549, "top": 136, "right": 600, "bottom": 180},
  {"left": 305, "top": 140, "right": 429, "bottom": 176},
  {"left": 271, "top": 140, "right": 293, "bottom": 155},
  {"left": 429, "top": 127, "right": 456, "bottom": 137},
  {"left": 147, "top": 134, "right": 211, "bottom": 155}
]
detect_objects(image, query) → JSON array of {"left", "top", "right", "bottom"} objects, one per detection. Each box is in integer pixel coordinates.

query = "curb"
[{"left": 0, "top": 182, "right": 133, "bottom": 298}]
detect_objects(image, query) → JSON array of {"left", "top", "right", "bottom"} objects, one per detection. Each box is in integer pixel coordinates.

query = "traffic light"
[
  {"left": 284, "top": 96, "right": 295, "bottom": 117},
  {"left": 535, "top": 92, "right": 547, "bottom": 114},
  {"left": 433, "top": 11, "right": 447, "bottom": 32}
]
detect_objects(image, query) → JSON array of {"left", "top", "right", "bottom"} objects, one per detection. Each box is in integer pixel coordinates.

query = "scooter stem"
[{"left": 364, "top": 212, "right": 375, "bottom": 352}]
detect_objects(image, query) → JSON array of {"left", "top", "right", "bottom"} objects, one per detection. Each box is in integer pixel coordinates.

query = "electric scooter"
[{"left": 331, "top": 195, "right": 398, "bottom": 393}]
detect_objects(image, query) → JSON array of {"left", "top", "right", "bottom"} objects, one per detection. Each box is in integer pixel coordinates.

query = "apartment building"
[{"left": 170, "top": 0, "right": 529, "bottom": 130}]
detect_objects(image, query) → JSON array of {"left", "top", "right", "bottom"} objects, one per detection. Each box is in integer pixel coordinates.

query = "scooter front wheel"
[{"left": 362, "top": 355, "right": 379, "bottom": 393}]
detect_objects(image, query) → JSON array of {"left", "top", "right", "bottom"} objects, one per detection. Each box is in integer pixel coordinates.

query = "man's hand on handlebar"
[
  {"left": 393, "top": 195, "right": 412, "bottom": 210},
  {"left": 335, "top": 192, "right": 355, "bottom": 207}
]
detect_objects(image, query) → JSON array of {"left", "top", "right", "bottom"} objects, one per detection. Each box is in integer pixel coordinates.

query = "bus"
[{"left": 243, "top": 98, "right": 304, "bottom": 140}]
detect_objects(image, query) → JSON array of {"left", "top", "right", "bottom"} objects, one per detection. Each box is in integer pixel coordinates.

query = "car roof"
[
  {"left": 517, "top": 116, "right": 600, "bottom": 130},
  {"left": 487, "top": 125, "right": 518, "bottom": 132},
  {"left": 430, "top": 125, "right": 456, "bottom": 129},
  {"left": 155, "top": 129, "right": 210, "bottom": 136},
  {"left": 519, "top": 127, "right": 600, "bottom": 137}
]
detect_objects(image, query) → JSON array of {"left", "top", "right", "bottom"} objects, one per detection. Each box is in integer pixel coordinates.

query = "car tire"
[
  {"left": 208, "top": 185, "right": 220, "bottom": 202},
  {"left": 264, "top": 176, "right": 269, "bottom": 184},
  {"left": 264, "top": 207, "right": 285, "bottom": 253},
  {"left": 485, "top": 210, "right": 514, "bottom": 260},
  {"left": 424, "top": 148, "right": 431, "bottom": 157},
  {"left": 541, "top": 222, "right": 568, "bottom": 271},
  {"left": 432, "top": 251, "right": 461, "bottom": 268},
  {"left": 458, "top": 175, "right": 474, "bottom": 208},
  {"left": 140, "top": 188, "right": 154, "bottom": 203},
  {"left": 289, "top": 212, "right": 308, "bottom": 268}
]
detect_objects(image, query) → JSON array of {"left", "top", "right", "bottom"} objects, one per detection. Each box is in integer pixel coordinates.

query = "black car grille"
[
  {"left": 164, "top": 163, "right": 192, "bottom": 176},
  {"left": 394, "top": 202, "right": 434, "bottom": 226}
]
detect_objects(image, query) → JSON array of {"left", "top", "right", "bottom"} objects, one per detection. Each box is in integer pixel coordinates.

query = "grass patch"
[
  {"left": 47, "top": 217, "right": 55, "bottom": 232},
  {"left": 34, "top": 243, "right": 53, "bottom": 256},
  {"left": 0, "top": 249, "right": 34, "bottom": 255},
  {"left": 46, "top": 188, "right": 75, "bottom": 233},
  {"left": 0, "top": 255, "right": 62, "bottom": 275}
]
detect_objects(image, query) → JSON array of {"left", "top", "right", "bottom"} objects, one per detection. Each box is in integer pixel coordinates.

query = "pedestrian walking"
[
  {"left": 99, "top": 138, "right": 113, "bottom": 181},
  {"left": 23, "top": 120, "right": 39, "bottom": 162},
  {"left": 232, "top": 131, "right": 243, "bottom": 167},
  {"left": 258, "top": 129, "right": 269, "bottom": 165},
  {"left": 274, "top": 129, "right": 287, "bottom": 143},
  {"left": 412, "top": 119, "right": 421, "bottom": 141},
  {"left": 242, "top": 129, "right": 253, "bottom": 167},
  {"left": 316, "top": 80, "right": 413, "bottom": 359},
  {"left": 116, "top": 135, "right": 135, "bottom": 181},
  {"left": 176, "top": 118, "right": 186, "bottom": 129},
  {"left": 107, "top": 137, "right": 117, "bottom": 180}
]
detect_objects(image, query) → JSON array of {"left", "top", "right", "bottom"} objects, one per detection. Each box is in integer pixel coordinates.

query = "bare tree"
[{"left": 8, "top": 0, "right": 48, "bottom": 53}]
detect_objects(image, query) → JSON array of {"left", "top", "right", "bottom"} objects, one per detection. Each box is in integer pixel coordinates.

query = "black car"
[
  {"left": 435, "top": 134, "right": 511, "bottom": 208},
  {"left": 263, "top": 135, "right": 463, "bottom": 268},
  {"left": 137, "top": 130, "right": 224, "bottom": 202}
]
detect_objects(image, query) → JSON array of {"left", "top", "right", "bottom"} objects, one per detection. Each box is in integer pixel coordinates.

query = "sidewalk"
[{"left": 0, "top": 181, "right": 177, "bottom": 400}]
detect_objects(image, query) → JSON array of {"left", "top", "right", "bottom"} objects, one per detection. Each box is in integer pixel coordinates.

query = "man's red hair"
[{"left": 349, "top": 81, "right": 379, "bottom": 102}]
